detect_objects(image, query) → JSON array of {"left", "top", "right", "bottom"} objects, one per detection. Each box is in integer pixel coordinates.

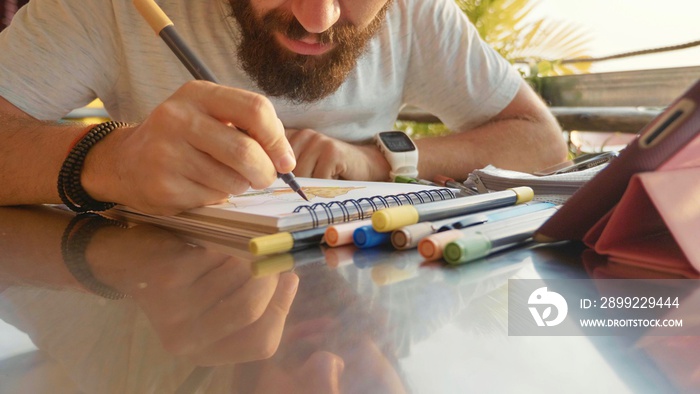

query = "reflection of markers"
[
  {"left": 372, "top": 187, "right": 533, "bottom": 233},
  {"left": 251, "top": 254, "right": 295, "bottom": 278},
  {"left": 325, "top": 219, "right": 372, "bottom": 247},
  {"left": 371, "top": 264, "right": 417, "bottom": 286},
  {"left": 249, "top": 227, "right": 326, "bottom": 256},
  {"left": 323, "top": 244, "right": 356, "bottom": 268},
  {"left": 370, "top": 250, "right": 424, "bottom": 286},
  {"left": 443, "top": 207, "right": 559, "bottom": 265},
  {"left": 352, "top": 246, "right": 394, "bottom": 269},
  {"left": 251, "top": 247, "right": 326, "bottom": 277},
  {"left": 353, "top": 225, "right": 392, "bottom": 249}
]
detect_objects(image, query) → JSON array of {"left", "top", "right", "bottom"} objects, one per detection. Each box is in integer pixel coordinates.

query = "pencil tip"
[{"left": 298, "top": 189, "right": 309, "bottom": 201}]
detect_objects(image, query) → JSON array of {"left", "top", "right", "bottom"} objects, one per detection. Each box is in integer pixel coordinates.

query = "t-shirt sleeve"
[
  {"left": 403, "top": 0, "right": 522, "bottom": 132},
  {"left": 0, "top": 0, "right": 121, "bottom": 120}
]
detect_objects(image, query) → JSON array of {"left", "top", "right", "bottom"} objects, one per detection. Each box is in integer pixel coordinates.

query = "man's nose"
[{"left": 291, "top": 0, "right": 341, "bottom": 33}]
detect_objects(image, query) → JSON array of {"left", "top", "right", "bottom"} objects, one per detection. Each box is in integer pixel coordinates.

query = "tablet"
[{"left": 535, "top": 79, "right": 700, "bottom": 242}]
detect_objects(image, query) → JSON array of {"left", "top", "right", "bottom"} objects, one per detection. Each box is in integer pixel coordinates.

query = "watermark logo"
[{"left": 528, "top": 287, "right": 568, "bottom": 327}]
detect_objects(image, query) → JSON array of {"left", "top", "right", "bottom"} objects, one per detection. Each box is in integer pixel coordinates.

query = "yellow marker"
[
  {"left": 249, "top": 227, "right": 326, "bottom": 256},
  {"left": 372, "top": 187, "right": 534, "bottom": 233},
  {"left": 249, "top": 232, "right": 293, "bottom": 256}
]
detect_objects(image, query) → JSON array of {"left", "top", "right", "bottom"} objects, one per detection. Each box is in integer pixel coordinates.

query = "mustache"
[{"left": 262, "top": 10, "right": 359, "bottom": 45}]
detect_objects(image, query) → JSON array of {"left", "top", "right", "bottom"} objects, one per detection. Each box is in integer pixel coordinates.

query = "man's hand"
[
  {"left": 81, "top": 81, "right": 296, "bottom": 215},
  {"left": 285, "top": 128, "right": 391, "bottom": 181},
  {"left": 88, "top": 224, "right": 299, "bottom": 366}
]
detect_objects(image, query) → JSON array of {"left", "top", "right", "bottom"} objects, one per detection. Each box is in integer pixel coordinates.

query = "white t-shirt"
[{"left": 0, "top": 0, "right": 521, "bottom": 142}]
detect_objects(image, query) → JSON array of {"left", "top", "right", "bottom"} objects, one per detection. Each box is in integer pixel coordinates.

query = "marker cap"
[
  {"left": 324, "top": 227, "right": 343, "bottom": 247},
  {"left": 133, "top": 0, "right": 174, "bottom": 33},
  {"left": 391, "top": 222, "right": 435, "bottom": 250},
  {"left": 417, "top": 229, "right": 463, "bottom": 261},
  {"left": 249, "top": 232, "right": 294, "bottom": 256},
  {"left": 325, "top": 219, "right": 372, "bottom": 247},
  {"left": 443, "top": 234, "right": 492, "bottom": 265},
  {"left": 353, "top": 226, "right": 391, "bottom": 249},
  {"left": 372, "top": 205, "right": 420, "bottom": 232},
  {"left": 508, "top": 186, "right": 535, "bottom": 204}
]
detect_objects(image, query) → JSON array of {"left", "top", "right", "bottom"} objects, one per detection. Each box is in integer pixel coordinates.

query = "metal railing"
[{"left": 398, "top": 65, "right": 700, "bottom": 133}]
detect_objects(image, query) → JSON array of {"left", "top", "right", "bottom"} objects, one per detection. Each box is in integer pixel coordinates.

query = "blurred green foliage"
[{"left": 397, "top": 0, "right": 592, "bottom": 138}]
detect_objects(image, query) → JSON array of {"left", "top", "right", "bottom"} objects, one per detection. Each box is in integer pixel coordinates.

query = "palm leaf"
[{"left": 456, "top": 0, "right": 593, "bottom": 76}]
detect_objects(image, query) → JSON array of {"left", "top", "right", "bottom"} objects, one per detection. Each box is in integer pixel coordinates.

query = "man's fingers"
[
  {"left": 178, "top": 145, "right": 253, "bottom": 195},
  {"left": 193, "top": 274, "right": 281, "bottom": 344},
  {"left": 180, "top": 82, "right": 296, "bottom": 176},
  {"left": 188, "top": 273, "right": 299, "bottom": 365}
]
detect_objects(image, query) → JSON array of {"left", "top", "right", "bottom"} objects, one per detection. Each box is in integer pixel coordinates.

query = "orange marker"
[
  {"left": 418, "top": 230, "right": 464, "bottom": 261},
  {"left": 324, "top": 219, "right": 372, "bottom": 247}
]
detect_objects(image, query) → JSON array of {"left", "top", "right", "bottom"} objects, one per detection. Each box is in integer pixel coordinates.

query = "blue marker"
[{"left": 353, "top": 225, "right": 392, "bottom": 249}]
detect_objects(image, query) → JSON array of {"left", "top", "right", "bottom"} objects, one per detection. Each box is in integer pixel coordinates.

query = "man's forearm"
[
  {"left": 415, "top": 115, "right": 568, "bottom": 182},
  {"left": 0, "top": 113, "right": 87, "bottom": 206}
]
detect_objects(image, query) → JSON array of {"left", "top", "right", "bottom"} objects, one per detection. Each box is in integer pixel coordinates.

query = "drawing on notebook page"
[{"left": 228, "top": 186, "right": 366, "bottom": 207}]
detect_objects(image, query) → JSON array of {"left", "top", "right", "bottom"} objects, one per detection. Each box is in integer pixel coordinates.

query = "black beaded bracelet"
[
  {"left": 61, "top": 213, "right": 129, "bottom": 300},
  {"left": 58, "top": 121, "right": 128, "bottom": 212}
]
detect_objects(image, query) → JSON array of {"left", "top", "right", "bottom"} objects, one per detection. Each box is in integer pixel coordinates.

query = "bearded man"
[{"left": 0, "top": 0, "right": 566, "bottom": 215}]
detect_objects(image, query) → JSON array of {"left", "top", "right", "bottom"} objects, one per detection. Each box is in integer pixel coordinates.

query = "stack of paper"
[{"left": 464, "top": 164, "right": 608, "bottom": 204}]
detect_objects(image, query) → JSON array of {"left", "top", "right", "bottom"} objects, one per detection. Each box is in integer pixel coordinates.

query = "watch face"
[{"left": 379, "top": 131, "right": 416, "bottom": 152}]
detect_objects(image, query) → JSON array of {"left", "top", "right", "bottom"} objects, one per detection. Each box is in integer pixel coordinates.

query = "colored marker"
[
  {"left": 394, "top": 175, "right": 438, "bottom": 186},
  {"left": 353, "top": 225, "right": 392, "bottom": 249},
  {"left": 133, "top": 0, "right": 308, "bottom": 201},
  {"left": 391, "top": 202, "right": 552, "bottom": 250},
  {"left": 433, "top": 174, "right": 478, "bottom": 195},
  {"left": 437, "top": 202, "right": 554, "bottom": 232},
  {"left": 371, "top": 187, "right": 533, "bottom": 233},
  {"left": 249, "top": 226, "right": 326, "bottom": 256},
  {"left": 325, "top": 219, "right": 372, "bottom": 247},
  {"left": 443, "top": 207, "right": 559, "bottom": 265},
  {"left": 419, "top": 204, "right": 556, "bottom": 261},
  {"left": 391, "top": 212, "right": 488, "bottom": 250},
  {"left": 418, "top": 230, "right": 466, "bottom": 261}
]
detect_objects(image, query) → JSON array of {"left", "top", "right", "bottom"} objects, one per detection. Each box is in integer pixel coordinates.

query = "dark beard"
[{"left": 228, "top": 1, "right": 392, "bottom": 103}]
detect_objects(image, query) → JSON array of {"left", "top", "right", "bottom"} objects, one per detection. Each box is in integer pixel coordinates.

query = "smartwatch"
[{"left": 374, "top": 131, "right": 419, "bottom": 181}]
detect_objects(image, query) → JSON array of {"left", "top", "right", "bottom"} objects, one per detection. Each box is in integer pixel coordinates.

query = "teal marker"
[{"left": 443, "top": 207, "right": 559, "bottom": 265}]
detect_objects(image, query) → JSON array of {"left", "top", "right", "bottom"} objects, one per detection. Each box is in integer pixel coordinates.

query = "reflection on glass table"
[{"left": 0, "top": 206, "right": 698, "bottom": 393}]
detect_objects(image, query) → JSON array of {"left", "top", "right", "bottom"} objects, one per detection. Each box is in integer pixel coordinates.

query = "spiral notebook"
[{"left": 110, "top": 178, "right": 457, "bottom": 241}]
